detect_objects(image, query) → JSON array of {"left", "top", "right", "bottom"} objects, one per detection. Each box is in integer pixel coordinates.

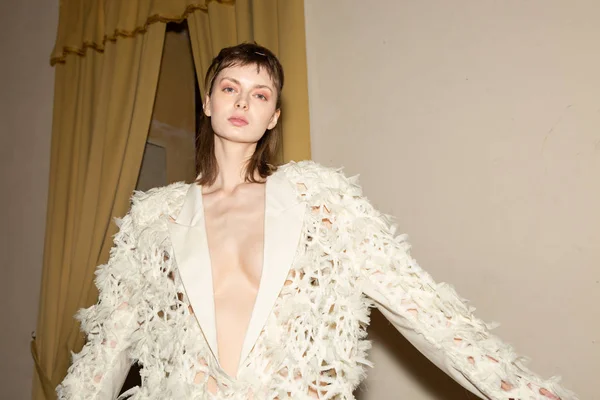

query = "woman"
[{"left": 57, "top": 43, "right": 576, "bottom": 399}]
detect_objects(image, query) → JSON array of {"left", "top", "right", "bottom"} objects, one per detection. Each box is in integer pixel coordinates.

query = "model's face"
[{"left": 204, "top": 64, "right": 280, "bottom": 145}]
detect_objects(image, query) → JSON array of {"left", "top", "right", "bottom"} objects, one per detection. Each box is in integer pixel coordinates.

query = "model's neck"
[{"left": 210, "top": 136, "right": 260, "bottom": 192}]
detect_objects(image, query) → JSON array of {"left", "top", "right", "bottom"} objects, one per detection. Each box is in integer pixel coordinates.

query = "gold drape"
[
  {"left": 35, "top": 1, "right": 310, "bottom": 398},
  {"left": 187, "top": 0, "right": 312, "bottom": 162},
  {"left": 32, "top": 21, "right": 166, "bottom": 400},
  {"left": 50, "top": 1, "right": 233, "bottom": 66}
]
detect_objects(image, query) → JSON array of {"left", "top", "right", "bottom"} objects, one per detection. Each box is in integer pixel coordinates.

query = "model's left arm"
[{"left": 336, "top": 176, "right": 576, "bottom": 399}]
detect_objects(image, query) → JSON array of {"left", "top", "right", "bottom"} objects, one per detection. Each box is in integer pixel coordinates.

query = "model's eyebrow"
[{"left": 219, "top": 77, "right": 273, "bottom": 93}]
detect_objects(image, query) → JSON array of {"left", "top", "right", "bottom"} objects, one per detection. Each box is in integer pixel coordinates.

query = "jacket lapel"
[
  {"left": 167, "top": 184, "right": 220, "bottom": 360},
  {"left": 238, "top": 172, "right": 306, "bottom": 369},
  {"left": 166, "top": 171, "right": 306, "bottom": 372}
]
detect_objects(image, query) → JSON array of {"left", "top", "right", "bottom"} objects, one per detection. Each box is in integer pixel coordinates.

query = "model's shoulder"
[
  {"left": 129, "top": 181, "right": 190, "bottom": 219},
  {"left": 277, "top": 160, "right": 363, "bottom": 195}
]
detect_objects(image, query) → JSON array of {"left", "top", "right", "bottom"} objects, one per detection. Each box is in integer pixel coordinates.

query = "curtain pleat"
[
  {"left": 32, "top": 22, "right": 166, "bottom": 400},
  {"left": 50, "top": 1, "right": 234, "bottom": 66}
]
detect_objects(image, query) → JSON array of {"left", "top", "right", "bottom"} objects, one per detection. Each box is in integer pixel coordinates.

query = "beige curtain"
[
  {"left": 32, "top": 16, "right": 167, "bottom": 400},
  {"left": 34, "top": 1, "right": 311, "bottom": 399},
  {"left": 187, "top": 0, "right": 312, "bottom": 162}
]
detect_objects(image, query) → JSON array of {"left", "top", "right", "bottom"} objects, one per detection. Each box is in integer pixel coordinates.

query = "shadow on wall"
[{"left": 355, "top": 309, "right": 477, "bottom": 400}]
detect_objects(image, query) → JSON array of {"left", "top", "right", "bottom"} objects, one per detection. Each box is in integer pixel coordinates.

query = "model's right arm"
[{"left": 56, "top": 211, "right": 142, "bottom": 400}]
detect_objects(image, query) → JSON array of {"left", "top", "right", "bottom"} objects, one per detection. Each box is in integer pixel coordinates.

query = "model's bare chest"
[{"left": 202, "top": 186, "right": 266, "bottom": 379}]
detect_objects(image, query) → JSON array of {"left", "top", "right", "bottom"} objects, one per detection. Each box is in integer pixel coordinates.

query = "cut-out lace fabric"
[{"left": 56, "top": 161, "right": 577, "bottom": 400}]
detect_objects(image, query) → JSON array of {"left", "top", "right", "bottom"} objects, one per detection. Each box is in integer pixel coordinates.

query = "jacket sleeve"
[
  {"left": 341, "top": 180, "right": 577, "bottom": 399},
  {"left": 56, "top": 211, "right": 141, "bottom": 400}
]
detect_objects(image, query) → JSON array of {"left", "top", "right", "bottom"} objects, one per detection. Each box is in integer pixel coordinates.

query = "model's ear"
[
  {"left": 203, "top": 94, "right": 212, "bottom": 117},
  {"left": 267, "top": 109, "right": 281, "bottom": 130}
]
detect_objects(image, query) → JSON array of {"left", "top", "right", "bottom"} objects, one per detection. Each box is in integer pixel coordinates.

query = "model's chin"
[{"left": 213, "top": 130, "right": 267, "bottom": 145}]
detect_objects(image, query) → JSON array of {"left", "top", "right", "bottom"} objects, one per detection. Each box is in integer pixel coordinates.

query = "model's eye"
[
  {"left": 223, "top": 86, "right": 235, "bottom": 93},
  {"left": 255, "top": 93, "right": 268, "bottom": 101}
]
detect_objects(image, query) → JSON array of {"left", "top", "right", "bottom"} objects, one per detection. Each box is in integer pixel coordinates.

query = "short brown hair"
[{"left": 195, "top": 42, "right": 284, "bottom": 186}]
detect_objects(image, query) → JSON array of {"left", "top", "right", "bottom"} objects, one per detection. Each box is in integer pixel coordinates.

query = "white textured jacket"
[{"left": 57, "top": 161, "right": 576, "bottom": 400}]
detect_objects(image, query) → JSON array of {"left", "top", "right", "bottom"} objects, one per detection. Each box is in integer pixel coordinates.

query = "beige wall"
[
  {"left": 0, "top": 0, "right": 58, "bottom": 398},
  {"left": 305, "top": 1, "right": 598, "bottom": 399}
]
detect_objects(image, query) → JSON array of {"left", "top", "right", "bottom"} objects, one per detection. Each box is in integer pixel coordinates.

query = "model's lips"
[{"left": 228, "top": 117, "right": 248, "bottom": 126}]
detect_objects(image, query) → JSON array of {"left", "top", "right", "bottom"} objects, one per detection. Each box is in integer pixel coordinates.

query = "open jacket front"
[{"left": 57, "top": 161, "right": 575, "bottom": 400}]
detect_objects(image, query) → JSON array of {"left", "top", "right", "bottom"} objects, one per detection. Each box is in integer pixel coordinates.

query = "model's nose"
[{"left": 235, "top": 98, "right": 248, "bottom": 110}]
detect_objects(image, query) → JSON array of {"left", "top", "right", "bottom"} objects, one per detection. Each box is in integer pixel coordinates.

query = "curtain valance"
[{"left": 51, "top": 0, "right": 233, "bottom": 65}]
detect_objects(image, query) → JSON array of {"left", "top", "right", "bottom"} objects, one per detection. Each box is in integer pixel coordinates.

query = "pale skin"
[
  {"left": 194, "top": 63, "right": 560, "bottom": 399},
  {"left": 199, "top": 64, "right": 279, "bottom": 390}
]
